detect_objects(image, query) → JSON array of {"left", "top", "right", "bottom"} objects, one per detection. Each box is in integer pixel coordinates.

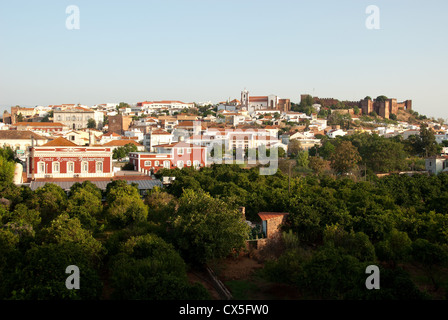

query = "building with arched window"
[{"left": 27, "top": 137, "right": 113, "bottom": 179}]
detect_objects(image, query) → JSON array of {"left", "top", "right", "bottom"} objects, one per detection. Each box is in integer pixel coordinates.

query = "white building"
[
  {"left": 136, "top": 100, "right": 195, "bottom": 111},
  {"left": 282, "top": 112, "right": 310, "bottom": 123},
  {"left": 0, "top": 130, "right": 50, "bottom": 160},
  {"left": 124, "top": 128, "right": 144, "bottom": 142},
  {"left": 241, "top": 89, "right": 281, "bottom": 112},
  {"left": 53, "top": 105, "right": 104, "bottom": 130},
  {"left": 425, "top": 156, "right": 448, "bottom": 175},
  {"left": 144, "top": 129, "right": 173, "bottom": 152},
  {"left": 327, "top": 129, "right": 347, "bottom": 139},
  {"left": 435, "top": 133, "right": 448, "bottom": 144}
]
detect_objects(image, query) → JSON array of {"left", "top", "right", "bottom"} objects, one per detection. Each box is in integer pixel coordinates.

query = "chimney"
[{"left": 89, "top": 130, "right": 93, "bottom": 146}]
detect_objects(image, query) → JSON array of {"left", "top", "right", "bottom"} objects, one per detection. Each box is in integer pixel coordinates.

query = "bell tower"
[{"left": 241, "top": 89, "right": 249, "bottom": 110}]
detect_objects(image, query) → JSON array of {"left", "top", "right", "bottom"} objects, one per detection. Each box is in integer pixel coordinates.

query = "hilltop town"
[
  {"left": 1, "top": 90, "right": 447, "bottom": 189},
  {"left": 2, "top": 90, "right": 448, "bottom": 301}
]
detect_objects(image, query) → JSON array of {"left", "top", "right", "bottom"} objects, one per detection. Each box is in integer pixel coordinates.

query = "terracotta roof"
[
  {"left": 151, "top": 129, "right": 171, "bottom": 135},
  {"left": 153, "top": 141, "right": 202, "bottom": 148},
  {"left": 175, "top": 121, "right": 200, "bottom": 127},
  {"left": 57, "top": 106, "right": 93, "bottom": 112},
  {"left": 15, "top": 122, "right": 66, "bottom": 127},
  {"left": 102, "top": 140, "right": 143, "bottom": 147},
  {"left": 43, "top": 137, "right": 78, "bottom": 147},
  {"left": 258, "top": 212, "right": 289, "bottom": 221},
  {"left": 0, "top": 130, "right": 48, "bottom": 140},
  {"left": 102, "top": 132, "right": 122, "bottom": 137},
  {"left": 249, "top": 96, "right": 269, "bottom": 102}
]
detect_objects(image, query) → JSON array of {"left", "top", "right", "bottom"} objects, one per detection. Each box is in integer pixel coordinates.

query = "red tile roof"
[
  {"left": 258, "top": 212, "right": 289, "bottom": 221},
  {"left": 102, "top": 140, "right": 143, "bottom": 147},
  {"left": 15, "top": 122, "right": 66, "bottom": 127},
  {"left": 43, "top": 137, "right": 78, "bottom": 147},
  {"left": 249, "top": 96, "right": 269, "bottom": 102},
  {"left": 151, "top": 129, "right": 171, "bottom": 135},
  {"left": 0, "top": 130, "right": 48, "bottom": 140},
  {"left": 102, "top": 132, "right": 122, "bottom": 137}
]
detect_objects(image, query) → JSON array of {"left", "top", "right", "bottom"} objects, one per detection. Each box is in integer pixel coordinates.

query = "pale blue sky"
[{"left": 1, "top": 0, "right": 448, "bottom": 118}]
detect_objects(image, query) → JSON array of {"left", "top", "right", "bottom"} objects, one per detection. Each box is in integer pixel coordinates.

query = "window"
[
  {"left": 144, "top": 161, "right": 151, "bottom": 166},
  {"left": 67, "top": 162, "right": 74, "bottom": 173},
  {"left": 187, "top": 160, "right": 191, "bottom": 166},
  {"left": 155, "top": 160, "right": 160, "bottom": 167},
  {"left": 177, "top": 160, "right": 184, "bottom": 168},
  {"left": 38, "top": 162, "right": 45, "bottom": 174},
  {"left": 96, "top": 161, "right": 103, "bottom": 173},
  {"left": 187, "top": 148, "right": 192, "bottom": 154},
  {"left": 178, "top": 148, "right": 184, "bottom": 155},
  {"left": 164, "top": 161, "right": 170, "bottom": 169},
  {"left": 193, "top": 160, "right": 200, "bottom": 168},
  {"left": 81, "top": 161, "right": 88, "bottom": 173},
  {"left": 52, "top": 162, "right": 60, "bottom": 173}
]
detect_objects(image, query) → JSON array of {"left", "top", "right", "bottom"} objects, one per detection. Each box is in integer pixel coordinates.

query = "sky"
[{"left": 1, "top": 0, "right": 448, "bottom": 119}]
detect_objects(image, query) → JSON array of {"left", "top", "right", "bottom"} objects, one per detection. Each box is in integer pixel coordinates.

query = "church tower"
[{"left": 241, "top": 89, "right": 249, "bottom": 110}]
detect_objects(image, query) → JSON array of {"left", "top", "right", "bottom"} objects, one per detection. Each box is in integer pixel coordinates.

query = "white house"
[
  {"left": 0, "top": 130, "right": 50, "bottom": 160},
  {"left": 124, "top": 128, "right": 144, "bottom": 142},
  {"left": 144, "top": 129, "right": 173, "bottom": 152},
  {"left": 282, "top": 112, "right": 310, "bottom": 123},
  {"left": 327, "top": 129, "right": 347, "bottom": 139},
  {"left": 425, "top": 156, "right": 448, "bottom": 175},
  {"left": 435, "top": 133, "right": 448, "bottom": 144}
]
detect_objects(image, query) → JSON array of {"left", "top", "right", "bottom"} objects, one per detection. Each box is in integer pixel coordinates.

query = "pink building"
[
  {"left": 27, "top": 137, "right": 113, "bottom": 179},
  {"left": 129, "top": 141, "right": 207, "bottom": 174}
]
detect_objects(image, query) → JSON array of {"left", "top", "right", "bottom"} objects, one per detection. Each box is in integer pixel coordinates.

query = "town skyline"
[{"left": 1, "top": 0, "right": 448, "bottom": 119}]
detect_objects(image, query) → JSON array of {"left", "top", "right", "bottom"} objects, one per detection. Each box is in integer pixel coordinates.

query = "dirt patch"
[
  {"left": 402, "top": 263, "right": 448, "bottom": 300},
  {"left": 215, "top": 255, "right": 302, "bottom": 300},
  {"left": 219, "top": 256, "right": 264, "bottom": 281},
  {"left": 254, "top": 282, "right": 302, "bottom": 300}
]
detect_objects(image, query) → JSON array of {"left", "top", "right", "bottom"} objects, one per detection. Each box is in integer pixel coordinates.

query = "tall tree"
[
  {"left": 419, "top": 123, "right": 441, "bottom": 157},
  {"left": 87, "top": 118, "right": 96, "bottom": 129},
  {"left": 172, "top": 189, "right": 250, "bottom": 264},
  {"left": 109, "top": 234, "right": 209, "bottom": 300},
  {"left": 105, "top": 180, "right": 148, "bottom": 228},
  {"left": 329, "top": 141, "right": 361, "bottom": 175},
  {"left": 288, "top": 139, "right": 302, "bottom": 157}
]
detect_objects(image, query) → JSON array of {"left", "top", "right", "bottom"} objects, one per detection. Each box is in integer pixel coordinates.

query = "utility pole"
[{"left": 288, "top": 160, "right": 293, "bottom": 195}]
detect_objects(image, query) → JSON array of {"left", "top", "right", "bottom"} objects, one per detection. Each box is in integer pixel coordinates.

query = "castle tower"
[
  {"left": 388, "top": 98, "right": 398, "bottom": 116},
  {"left": 360, "top": 98, "right": 373, "bottom": 115},
  {"left": 378, "top": 101, "right": 390, "bottom": 119}
]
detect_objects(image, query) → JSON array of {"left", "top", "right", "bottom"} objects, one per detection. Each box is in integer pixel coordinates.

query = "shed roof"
[{"left": 257, "top": 212, "right": 289, "bottom": 221}]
